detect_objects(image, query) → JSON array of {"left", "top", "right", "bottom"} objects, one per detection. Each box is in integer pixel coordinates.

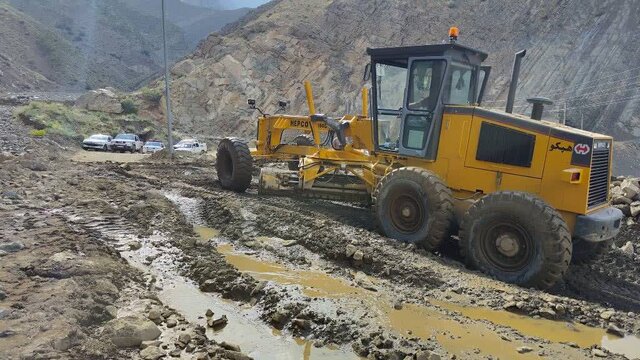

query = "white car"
[
  {"left": 110, "top": 133, "right": 143, "bottom": 153},
  {"left": 173, "top": 139, "right": 207, "bottom": 154},
  {"left": 142, "top": 141, "right": 165, "bottom": 154},
  {"left": 82, "top": 134, "right": 112, "bottom": 151}
]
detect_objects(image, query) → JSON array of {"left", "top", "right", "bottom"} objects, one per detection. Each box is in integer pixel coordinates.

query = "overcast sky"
[{"left": 227, "top": 0, "right": 270, "bottom": 8}]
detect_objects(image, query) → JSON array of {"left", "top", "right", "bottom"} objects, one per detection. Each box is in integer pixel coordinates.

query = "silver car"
[
  {"left": 142, "top": 141, "right": 165, "bottom": 153},
  {"left": 82, "top": 134, "right": 112, "bottom": 151}
]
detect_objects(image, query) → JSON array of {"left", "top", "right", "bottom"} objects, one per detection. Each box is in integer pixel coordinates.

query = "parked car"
[
  {"left": 173, "top": 139, "right": 207, "bottom": 154},
  {"left": 82, "top": 134, "right": 112, "bottom": 151},
  {"left": 110, "top": 133, "right": 143, "bottom": 153},
  {"left": 142, "top": 140, "right": 165, "bottom": 154}
]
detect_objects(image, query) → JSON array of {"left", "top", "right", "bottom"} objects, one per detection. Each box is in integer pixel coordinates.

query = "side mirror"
[
  {"left": 363, "top": 63, "right": 371, "bottom": 82},
  {"left": 248, "top": 99, "right": 256, "bottom": 109}
]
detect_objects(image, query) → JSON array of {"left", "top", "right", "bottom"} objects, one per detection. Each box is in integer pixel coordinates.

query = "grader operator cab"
[{"left": 215, "top": 29, "right": 623, "bottom": 289}]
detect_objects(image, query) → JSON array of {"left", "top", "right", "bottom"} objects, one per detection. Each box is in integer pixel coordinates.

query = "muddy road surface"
[{"left": 1, "top": 112, "right": 640, "bottom": 359}]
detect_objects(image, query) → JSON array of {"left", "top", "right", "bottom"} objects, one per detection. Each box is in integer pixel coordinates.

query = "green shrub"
[
  {"left": 121, "top": 99, "right": 138, "bottom": 114},
  {"left": 141, "top": 87, "right": 163, "bottom": 105},
  {"left": 30, "top": 129, "right": 46, "bottom": 137}
]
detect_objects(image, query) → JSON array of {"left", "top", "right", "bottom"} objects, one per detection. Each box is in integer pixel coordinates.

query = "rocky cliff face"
[{"left": 168, "top": 0, "right": 640, "bottom": 160}]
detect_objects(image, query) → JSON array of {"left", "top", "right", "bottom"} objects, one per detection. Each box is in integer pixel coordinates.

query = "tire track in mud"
[
  {"left": 196, "top": 190, "right": 446, "bottom": 290},
  {"left": 163, "top": 192, "right": 446, "bottom": 359},
  {"left": 177, "top": 183, "right": 640, "bottom": 335},
  {"left": 108, "top": 161, "right": 640, "bottom": 357}
]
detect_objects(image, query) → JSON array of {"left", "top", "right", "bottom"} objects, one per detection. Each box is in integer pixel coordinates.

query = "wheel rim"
[
  {"left": 479, "top": 222, "right": 534, "bottom": 272},
  {"left": 388, "top": 187, "right": 426, "bottom": 234}
]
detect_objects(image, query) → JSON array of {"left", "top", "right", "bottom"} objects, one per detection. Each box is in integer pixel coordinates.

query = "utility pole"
[{"left": 161, "top": 0, "right": 174, "bottom": 157}]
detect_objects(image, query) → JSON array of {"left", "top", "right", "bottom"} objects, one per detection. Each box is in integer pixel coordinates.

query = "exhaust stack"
[
  {"left": 527, "top": 97, "right": 553, "bottom": 121},
  {"left": 506, "top": 50, "right": 527, "bottom": 114}
]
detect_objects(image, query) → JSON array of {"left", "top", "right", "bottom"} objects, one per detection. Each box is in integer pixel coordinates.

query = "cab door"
[{"left": 398, "top": 58, "right": 447, "bottom": 158}]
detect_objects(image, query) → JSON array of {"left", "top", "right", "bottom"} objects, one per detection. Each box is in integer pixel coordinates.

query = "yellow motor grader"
[{"left": 215, "top": 29, "right": 622, "bottom": 289}]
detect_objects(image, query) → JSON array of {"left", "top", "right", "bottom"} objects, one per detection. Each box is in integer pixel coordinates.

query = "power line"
[
  {"left": 483, "top": 69, "right": 640, "bottom": 105},
  {"left": 546, "top": 93, "right": 640, "bottom": 112}
]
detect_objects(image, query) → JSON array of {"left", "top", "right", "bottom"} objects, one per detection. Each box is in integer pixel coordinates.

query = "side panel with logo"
[
  {"left": 571, "top": 138, "right": 594, "bottom": 167},
  {"left": 541, "top": 135, "right": 592, "bottom": 215}
]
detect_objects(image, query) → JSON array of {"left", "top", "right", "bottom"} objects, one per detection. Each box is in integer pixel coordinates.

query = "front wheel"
[
  {"left": 460, "top": 191, "right": 572, "bottom": 289},
  {"left": 216, "top": 138, "right": 253, "bottom": 192},
  {"left": 372, "top": 167, "right": 454, "bottom": 251}
]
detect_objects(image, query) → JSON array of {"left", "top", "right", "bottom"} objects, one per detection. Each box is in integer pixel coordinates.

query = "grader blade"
[{"left": 258, "top": 167, "right": 370, "bottom": 203}]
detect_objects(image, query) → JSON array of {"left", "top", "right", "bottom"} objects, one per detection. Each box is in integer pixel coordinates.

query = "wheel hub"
[
  {"left": 495, "top": 233, "right": 520, "bottom": 257},
  {"left": 390, "top": 193, "right": 424, "bottom": 234},
  {"left": 479, "top": 222, "right": 533, "bottom": 273}
]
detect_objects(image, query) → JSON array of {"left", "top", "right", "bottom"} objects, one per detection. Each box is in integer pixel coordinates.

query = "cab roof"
[{"left": 367, "top": 43, "right": 488, "bottom": 66}]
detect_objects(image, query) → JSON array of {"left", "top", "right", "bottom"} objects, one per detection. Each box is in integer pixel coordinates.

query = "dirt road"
[
  {"left": 71, "top": 151, "right": 148, "bottom": 163},
  {"left": 1, "top": 119, "right": 640, "bottom": 360}
]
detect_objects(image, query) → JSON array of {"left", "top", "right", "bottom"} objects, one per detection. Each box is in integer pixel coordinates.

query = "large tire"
[
  {"left": 372, "top": 167, "right": 454, "bottom": 251},
  {"left": 287, "top": 134, "right": 315, "bottom": 171},
  {"left": 571, "top": 238, "right": 614, "bottom": 264},
  {"left": 460, "top": 191, "right": 572, "bottom": 289},
  {"left": 216, "top": 138, "right": 253, "bottom": 192}
]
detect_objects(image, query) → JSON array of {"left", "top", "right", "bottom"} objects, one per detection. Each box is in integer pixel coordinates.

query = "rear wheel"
[
  {"left": 460, "top": 191, "right": 572, "bottom": 289},
  {"left": 571, "top": 238, "right": 614, "bottom": 264},
  {"left": 372, "top": 167, "right": 454, "bottom": 251},
  {"left": 216, "top": 138, "right": 253, "bottom": 192},
  {"left": 288, "top": 134, "right": 315, "bottom": 171}
]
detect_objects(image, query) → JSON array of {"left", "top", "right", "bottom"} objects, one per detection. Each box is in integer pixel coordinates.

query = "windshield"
[
  {"left": 89, "top": 135, "right": 108, "bottom": 141},
  {"left": 145, "top": 142, "right": 162, "bottom": 147},
  {"left": 115, "top": 134, "right": 135, "bottom": 140},
  {"left": 176, "top": 143, "right": 193, "bottom": 148}
]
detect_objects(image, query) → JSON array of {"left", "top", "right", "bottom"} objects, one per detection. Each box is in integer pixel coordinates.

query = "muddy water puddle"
[
  {"left": 197, "top": 226, "right": 640, "bottom": 359},
  {"left": 159, "top": 280, "right": 352, "bottom": 360},
  {"left": 110, "top": 231, "right": 354, "bottom": 359}
]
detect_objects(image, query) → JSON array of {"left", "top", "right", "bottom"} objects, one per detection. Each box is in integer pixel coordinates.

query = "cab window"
[
  {"left": 444, "top": 63, "right": 475, "bottom": 105},
  {"left": 407, "top": 60, "right": 446, "bottom": 112},
  {"left": 375, "top": 63, "right": 407, "bottom": 151}
]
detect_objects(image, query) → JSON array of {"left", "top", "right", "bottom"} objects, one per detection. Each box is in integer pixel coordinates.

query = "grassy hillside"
[{"left": 14, "top": 101, "right": 164, "bottom": 141}]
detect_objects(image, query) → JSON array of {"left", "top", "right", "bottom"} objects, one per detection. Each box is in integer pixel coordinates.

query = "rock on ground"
[
  {"left": 103, "top": 316, "right": 162, "bottom": 348},
  {"left": 75, "top": 89, "right": 123, "bottom": 114}
]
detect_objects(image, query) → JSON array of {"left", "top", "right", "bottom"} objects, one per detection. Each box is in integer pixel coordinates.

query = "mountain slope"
[
  {"left": 127, "top": 0, "right": 250, "bottom": 48},
  {"left": 168, "top": 0, "right": 640, "bottom": 148},
  {"left": 0, "top": 2, "right": 83, "bottom": 91},
  {"left": 7, "top": 0, "right": 188, "bottom": 91},
  {"left": 2, "top": 0, "right": 253, "bottom": 91}
]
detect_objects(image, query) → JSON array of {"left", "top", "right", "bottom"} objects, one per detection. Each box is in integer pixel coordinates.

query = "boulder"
[
  {"left": 0, "top": 241, "right": 25, "bottom": 253},
  {"left": 621, "top": 179, "right": 640, "bottom": 200},
  {"left": 103, "top": 316, "right": 162, "bottom": 348},
  {"left": 516, "top": 346, "right": 533, "bottom": 354},
  {"left": 600, "top": 310, "right": 615, "bottom": 320},
  {"left": 620, "top": 242, "right": 635, "bottom": 257},
  {"left": 171, "top": 59, "right": 195, "bottom": 77},
  {"left": 75, "top": 89, "right": 123, "bottom": 114},
  {"left": 612, "top": 195, "right": 632, "bottom": 205},
  {"left": 631, "top": 202, "right": 640, "bottom": 217},
  {"left": 140, "top": 345, "right": 166, "bottom": 360},
  {"left": 614, "top": 204, "right": 631, "bottom": 217}
]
